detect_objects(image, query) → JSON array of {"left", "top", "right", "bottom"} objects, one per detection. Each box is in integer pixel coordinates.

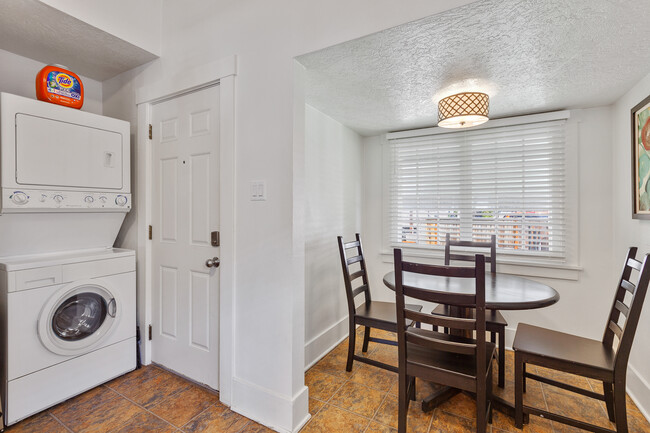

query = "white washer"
[{"left": 0, "top": 248, "right": 136, "bottom": 425}]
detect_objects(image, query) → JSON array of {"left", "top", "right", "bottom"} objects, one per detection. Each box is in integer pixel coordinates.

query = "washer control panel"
[{"left": 2, "top": 189, "right": 131, "bottom": 212}]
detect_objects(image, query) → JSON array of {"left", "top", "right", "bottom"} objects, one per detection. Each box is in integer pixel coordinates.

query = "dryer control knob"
[
  {"left": 115, "top": 195, "right": 128, "bottom": 206},
  {"left": 84, "top": 196, "right": 94, "bottom": 204},
  {"left": 99, "top": 196, "right": 108, "bottom": 204},
  {"left": 39, "top": 194, "right": 48, "bottom": 202},
  {"left": 53, "top": 195, "right": 64, "bottom": 204},
  {"left": 11, "top": 192, "right": 28, "bottom": 205}
]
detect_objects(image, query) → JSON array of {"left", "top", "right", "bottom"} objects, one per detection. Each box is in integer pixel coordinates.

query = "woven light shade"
[{"left": 438, "top": 92, "right": 489, "bottom": 128}]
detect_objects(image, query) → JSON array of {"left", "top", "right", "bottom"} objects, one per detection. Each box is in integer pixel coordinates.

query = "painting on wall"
[{"left": 632, "top": 94, "right": 650, "bottom": 219}]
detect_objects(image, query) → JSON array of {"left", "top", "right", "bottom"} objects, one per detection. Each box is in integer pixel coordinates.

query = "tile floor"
[
  {"left": 303, "top": 328, "right": 650, "bottom": 433},
  {"left": 5, "top": 365, "right": 272, "bottom": 433},
  {"left": 5, "top": 328, "right": 650, "bottom": 432}
]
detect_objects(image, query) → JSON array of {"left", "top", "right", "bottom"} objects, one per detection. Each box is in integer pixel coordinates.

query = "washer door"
[{"left": 38, "top": 280, "right": 121, "bottom": 356}]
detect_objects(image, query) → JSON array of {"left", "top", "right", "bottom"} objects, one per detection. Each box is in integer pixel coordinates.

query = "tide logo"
[{"left": 56, "top": 73, "right": 74, "bottom": 89}]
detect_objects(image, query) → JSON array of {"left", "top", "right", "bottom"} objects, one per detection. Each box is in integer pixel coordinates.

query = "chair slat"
[
  {"left": 403, "top": 286, "right": 476, "bottom": 306},
  {"left": 401, "top": 261, "right": 476, "bottom": 278},
  {"left": 627, "top": 257, "right": 642, "bottom": 271},
  {"left": 344, "top": 240, "right": 360, "bottom": 249},
  {"left": 347, "top": 255, "right": 363, "bottom": 265},
  {"left": 620, "top": 279, "right": 636, "bottom": 294},
  {"left": 406, "top": 330, "right": 476, "bottom": 356},
  {"left": 448, "top": 253, "right": 477, "bottom": 262},
  {"left": 349, "top": 270, "right": 365, "bottom": 281},
  {"left": 614, "top": 300, "right": 630, "bottom": 317},
  {"left": 608, "top": 320, "right": 623, "bottom": 340},
  {"left": 405, "top": 309, "right": 476, "bottom": 330},
  {"left": 351, "top": 285, "right": 367, "bottom": 298}
]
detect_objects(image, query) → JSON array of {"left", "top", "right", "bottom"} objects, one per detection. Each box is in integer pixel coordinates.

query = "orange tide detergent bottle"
[{"left": 35, "top": 65, "right": 84, "bottom": 109}]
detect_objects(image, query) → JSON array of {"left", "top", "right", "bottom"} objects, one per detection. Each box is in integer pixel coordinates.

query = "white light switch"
[{"left": 250, "top": 180, "right": 266, "bottom": 201}]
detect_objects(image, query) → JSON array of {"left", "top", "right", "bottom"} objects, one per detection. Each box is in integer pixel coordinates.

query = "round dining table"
[
  {"left": 382, "top": 270, "right": 560, "bottom": 417},
  {"left": 382, "top": 271, "right": 559, "bottom": 311}
]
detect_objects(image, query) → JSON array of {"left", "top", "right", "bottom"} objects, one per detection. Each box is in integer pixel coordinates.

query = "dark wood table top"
[{"left": 383, "top": 271, "right": 559, "bottom": 310}]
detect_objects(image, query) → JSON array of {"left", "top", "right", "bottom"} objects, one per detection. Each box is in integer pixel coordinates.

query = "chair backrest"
[
  {"left": 337, "top": 233, "right": 372, "bottom": 314},
  {"left": 445, "top": 232, "right": 497, "bottom": 273},
  {"left": 393, "top": 249, "right": 487, "bottom": 382},
  {"left": 603, "top": 247, "right": 650, "bottom": 372}
]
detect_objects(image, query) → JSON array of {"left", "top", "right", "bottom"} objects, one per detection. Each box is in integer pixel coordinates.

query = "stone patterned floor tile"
[
  {"left": 329, "top": 381, "right": 386, "bottom": 418},
  {"left": 350, "top": 363, "right": 398, "bottom": 393},
  {"left": 111, "top": 410, "right": 177, "bottom": 433},
  {"left": 305, "top": 368, "right": 346, "bottom": 401},
  {"left": 301, "top": 404, "right": 369, "bottom": 433},
  {"left": 365, "top": 421, "right": 398, "bottom": 432},
  {"left": 238, "top": 421, "right": 276, "bottom": 432},
  {"left": 107, "top": 365, "right": 193, "bottom": 408},
  {"left": 182, "top": 402, "right": 249, "bottom": 432},
  {"left": 4, "top": 412, "right": 68, "bottom": 433},
  {"left": 149, "top": 384, "right": 219, "bottom": 427},
  {"left": 373, "top": 395, "right": 433, "bottom": 432},
  {"left": 429, "top": 410, "right": 476, "bottom": 433},
  {"left": 309, "top": 398, "right": 325, "bottom": 416}
]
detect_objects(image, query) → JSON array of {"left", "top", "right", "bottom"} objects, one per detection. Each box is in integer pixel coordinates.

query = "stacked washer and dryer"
[{"left": 0, "top": 93, "right": 136, "bottom": 426}]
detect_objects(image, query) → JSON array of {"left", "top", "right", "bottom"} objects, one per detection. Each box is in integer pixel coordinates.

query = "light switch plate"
[{"left": 250, "top": 180, "right": 266, "bottom": 201}]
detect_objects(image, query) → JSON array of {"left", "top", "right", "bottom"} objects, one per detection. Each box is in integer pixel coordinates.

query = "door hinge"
[
  {"left": 148, "top": 225, "right": 152, "bottom": 240},
  {"left": 148, "top": 324, "right": 153, "bottom": 341},
  {"left": 211, "top": 231, "right": 220, "bottom": 247},
  {"left": 148, "top": 124, "right": 153, "bottom": 140}
]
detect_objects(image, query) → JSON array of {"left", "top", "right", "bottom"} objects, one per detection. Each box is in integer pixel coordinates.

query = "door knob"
[{"left": 206, "top": 257, "right": 220, "bottom": 268}]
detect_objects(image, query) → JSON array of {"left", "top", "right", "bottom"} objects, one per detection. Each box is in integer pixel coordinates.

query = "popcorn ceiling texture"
[{"left": 297, "top": 0, "right": 650, "bottom": 136}]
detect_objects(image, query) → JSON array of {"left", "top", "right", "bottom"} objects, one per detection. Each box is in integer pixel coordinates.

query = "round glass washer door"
[{"left": 38, "top": 280, "right": 121, "bottom": 356}]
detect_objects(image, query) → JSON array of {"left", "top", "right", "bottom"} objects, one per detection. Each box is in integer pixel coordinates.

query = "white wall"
[
  {"left": 100, "top": 1, "right": 478, "bottom": 432},
  {"left": 39, "top": 0, "right": 162, "bottom": 56},
  {"left": 304, "top": 105, "right": 363, "bottom": 368},
  {"left": 0, "top": 48, "right": 102, "bottom": 114},
  {"left": 363, "top": 107, "right": 618, "bottom": 355},
  {"left": 612, "top": 70, "right": 650, "bottom": 418}
]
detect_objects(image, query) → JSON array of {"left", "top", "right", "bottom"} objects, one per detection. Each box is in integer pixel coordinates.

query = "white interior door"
[{"left": 151, "top": 85, "right": 220, "bottom": 389}]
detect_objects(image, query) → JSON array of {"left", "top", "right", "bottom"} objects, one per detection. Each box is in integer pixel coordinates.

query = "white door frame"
[{"left": 135, "top": 55, "right": 236, "bottom": 405}]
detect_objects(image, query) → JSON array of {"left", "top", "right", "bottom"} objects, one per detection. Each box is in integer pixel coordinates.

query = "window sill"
[{"left": 380, "top": 249, "right": 582, "bottom": 281}]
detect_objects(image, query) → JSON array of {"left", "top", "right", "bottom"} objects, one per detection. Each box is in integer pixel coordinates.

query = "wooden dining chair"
[
  {"left": 514, "top": 247, "right": 650, "bottom": 433},
  {"left": 394, "top": 249, "right": 494, "bottom": 433},
  {"left": 432, "top": 233, "right": 507, "bottom": 388},
  {"left": 337, "top": 234, "right": 422, "bottom": 373}
]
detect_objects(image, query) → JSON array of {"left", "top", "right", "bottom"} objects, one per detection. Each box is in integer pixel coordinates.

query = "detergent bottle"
[{"left": 35, "top": 65, "right": 84, "bottom": 109}]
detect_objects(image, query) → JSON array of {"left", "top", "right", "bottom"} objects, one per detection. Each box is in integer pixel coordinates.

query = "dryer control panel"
[{"left": 1, "top": 189, "right": 131, "bottom": 212}]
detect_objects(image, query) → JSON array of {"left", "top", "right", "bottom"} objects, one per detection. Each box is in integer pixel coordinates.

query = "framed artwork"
[{"left": 632, "top": 94, "right": 650, "bottom": 219}]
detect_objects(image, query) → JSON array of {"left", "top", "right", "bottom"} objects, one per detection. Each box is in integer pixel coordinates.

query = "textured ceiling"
[
  {"left": 297, "top": 0, "right": 650, "bottom": 136},
  {"left": 0, "top": 0, "right": 158, "bottom": 81}
]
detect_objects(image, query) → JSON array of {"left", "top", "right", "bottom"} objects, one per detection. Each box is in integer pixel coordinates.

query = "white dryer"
[
  {"left": 0, "top": 93, "right": 136, "bottom": 427},
  {"left": 0, "top": 248, "right": 135, "bottom": 425}
]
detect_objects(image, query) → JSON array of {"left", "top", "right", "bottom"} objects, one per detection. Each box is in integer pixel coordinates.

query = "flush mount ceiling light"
[{"left": 437, "top": 92, "right": 489, "bottom": 128}]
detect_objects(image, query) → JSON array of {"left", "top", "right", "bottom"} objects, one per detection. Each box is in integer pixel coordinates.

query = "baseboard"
[
  {"left": 626, "top": 364, "right": 650, "bottom": 422},
  {"left": 231, "top": 377, "right": 309, "bottom": 433},
  {"left": 304, "top": 315, "right": 349, "bottom": 370}
]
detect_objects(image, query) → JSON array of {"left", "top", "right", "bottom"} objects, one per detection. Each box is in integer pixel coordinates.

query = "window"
[{"left": 387, "top": 115, "right": 568, "bottom": 259}]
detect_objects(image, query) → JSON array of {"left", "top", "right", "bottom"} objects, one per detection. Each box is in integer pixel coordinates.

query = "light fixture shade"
[{"left": 438, "top": 92, "right": 489, "bottom": 128}]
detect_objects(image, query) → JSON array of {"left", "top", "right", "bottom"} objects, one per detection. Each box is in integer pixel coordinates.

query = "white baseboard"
[
  {"left": 304, "top": 315, "right": 350, "bottom": 370},
  {"left": 505, "top": 326, "right": 650, "bottom": 423},
  {"left": 626, "top": 364, "right": 650, "bottom": 423},
  {"left": 231, "top": 377, "right": 310, "bottom": 433}
]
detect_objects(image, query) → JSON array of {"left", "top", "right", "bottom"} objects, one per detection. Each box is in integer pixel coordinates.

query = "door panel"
[{"left": 152, "top": 85, "right": 220, "bottom": 389}]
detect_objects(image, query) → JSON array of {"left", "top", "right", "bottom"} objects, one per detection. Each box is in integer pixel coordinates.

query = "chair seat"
[
  {"left": 513, "top": 323, "right": 615, "bottom": 376},
  {"left": 406, "top": 328, "right": 496, "bottom": 378},
  {"left": 432, "top": 304, "right": 508, "bottom": 327},
  {"left": 355, "top": 301, "right": 422, "bottom": 330}
]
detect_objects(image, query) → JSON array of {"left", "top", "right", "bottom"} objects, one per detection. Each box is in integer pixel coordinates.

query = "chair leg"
[
  {"left": 604, "top": 381, "right": 616, "bottom": 423},
  {"left": 614, "top": 379, "right": 629, "bottom": 433},
  {"left": 522, "top": 362, "right": 527, "bottom": 393},
  {"left": 488, "top": 367, "right": 494, "bottom": 424},
  {"left": 514, "top": 353, "right": 524, "bottom": 428},
  {"left": 362, "top": 326, "right": 371, "bottom": 353},
  {"left": 498, "top": 327, "right": 505, "bottom": 388},
  {"left": 398, "top": 374, "right": 410, "bottom": 433},
  {"left": 410, "top": 377, "right": 417, "bottom": 401},
  {"left": 346, "top": 322, "right": 356, "bottom": 372},
  {"left": 476, "top": 377, "right": 487, "bottom": 433}
]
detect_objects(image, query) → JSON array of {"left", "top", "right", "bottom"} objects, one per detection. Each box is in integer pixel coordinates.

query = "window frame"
[{"left": 381, "top": 110, "right": 580, "bottom": 278}]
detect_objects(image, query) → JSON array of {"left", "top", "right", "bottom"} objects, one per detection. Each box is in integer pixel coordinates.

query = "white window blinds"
[{"left": 388, "top": 119, "right": 567, "bottom": 258}]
